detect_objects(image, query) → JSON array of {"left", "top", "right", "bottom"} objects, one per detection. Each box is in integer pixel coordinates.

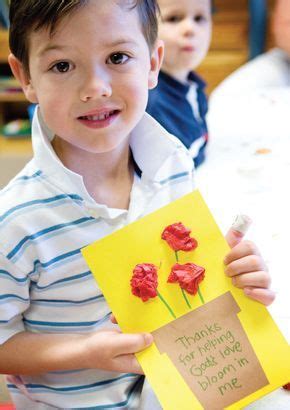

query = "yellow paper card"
[{"left": 82, "top": 190, "right": 290, "bottom": 409}]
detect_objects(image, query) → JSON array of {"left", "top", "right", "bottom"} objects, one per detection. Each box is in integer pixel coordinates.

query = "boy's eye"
[
  {"left": 164, "top": 15, "right": 182, "bottom": 23},
  {"left": 107, "top": 53, "right": 130, "bottom": 65},
  {"left": 52, "top": 61, "right": 71, "bottom": 73},
  {"left": 195, "top": 14, "right": 206, "bottom": 23}
]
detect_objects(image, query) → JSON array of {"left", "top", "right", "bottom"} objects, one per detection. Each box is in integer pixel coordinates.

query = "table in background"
[{"left": 196, "top": 120, "right": 290, "bottom": 344}]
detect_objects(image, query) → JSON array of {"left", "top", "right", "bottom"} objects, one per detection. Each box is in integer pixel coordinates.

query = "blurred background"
[{"left": 0, "top": 0, "right": 288, "bottom": 408}]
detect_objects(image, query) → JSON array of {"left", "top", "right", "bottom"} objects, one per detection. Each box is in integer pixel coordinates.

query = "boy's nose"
[
  {"left": 80, "top": 70, "right": 112, "bottom": 101},
  {"left": 183, "top": 18, "right": 197, "bottom": 37}
]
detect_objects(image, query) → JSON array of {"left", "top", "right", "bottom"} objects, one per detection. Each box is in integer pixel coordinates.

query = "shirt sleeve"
[{"left": 0, "top": 252, "right": 29, "bottom": 344}]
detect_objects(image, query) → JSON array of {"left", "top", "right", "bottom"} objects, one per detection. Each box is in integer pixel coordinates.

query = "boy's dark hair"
[{"left": 9, "top": 0, "right": 159, "bottom": 72}]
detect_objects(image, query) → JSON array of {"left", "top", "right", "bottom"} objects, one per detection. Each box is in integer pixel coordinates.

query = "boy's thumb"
[
  {"left": 113, "top": 333, "right": 153, "bottom": 356},
  {"left": 225, "top": 227, "right": 244, "bottom": 248},
  {"left": 225, "top": 214, "right": 252, "bottom": 248}
]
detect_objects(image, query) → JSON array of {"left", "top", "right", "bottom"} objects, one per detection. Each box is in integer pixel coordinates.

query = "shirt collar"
[
  {"left": 188, "top": 71, "right": 207, "bottom": 90},
  {"left": 129, "top": 111, "right": 193, "bottom": 182},
  {"left": 32, "top": 107, "right": 92, "bottom": 203},
  {"left": 32, "top": 105, "right": 193, "bottom": 200},
  {"left": 159, "top": 70, "right": 207, "bottom": 96}
]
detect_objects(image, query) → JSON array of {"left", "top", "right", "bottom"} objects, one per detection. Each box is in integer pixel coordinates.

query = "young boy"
[
  {"left": 146, "top": 0, "right": 212, "bottom": 167},
  {"left": 0, "top": 1, "right": 273, "bottom": 409}
]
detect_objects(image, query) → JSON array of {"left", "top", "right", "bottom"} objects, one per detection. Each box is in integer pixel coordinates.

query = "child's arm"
[
  {"left": 0, "top": 250, "right": 152, "bottom": 376},
  {"left": 224, "top": 240, "right": 275, "bottom": 306},
  {"left": 0, "top": 329, "right": 152, "bottom": 375}
]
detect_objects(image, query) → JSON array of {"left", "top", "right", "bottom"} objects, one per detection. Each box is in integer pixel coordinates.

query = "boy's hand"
[
  {"left": 224, "top": 239, "right": 275, "bottom": 306},
  {"left": 83, "top": 330, "right": 152, "bottom": 374}
]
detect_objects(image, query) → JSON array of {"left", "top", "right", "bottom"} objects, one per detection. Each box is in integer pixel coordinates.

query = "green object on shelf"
[{"left": 2, "top": 119, "right": 31, "bottom": 138}]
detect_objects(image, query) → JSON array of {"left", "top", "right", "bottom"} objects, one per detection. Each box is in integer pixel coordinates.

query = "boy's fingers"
[
  {"left": 112, "top": 333, "right": 153, "bottom": 356},
  {"left": 225, "top": 228, "right": 244, "bottom": 249},
  {"left": 225, "top": 254, "right": 266, "bottom": 277},
  {"left": 114, "top": 354, "right": 144, "bottom": 374},
  {"left": 243, "top": 287, "right": 276, "bottom": 306},
  {"left": 110, "top": 314, "right": 118, "bottom": 324},
  {"left": 225, "top": 215, "right": 252, "bottom": 249},
  {"left": 224, "top": 240, "right": 261, "bottom": 265},
  {"left": 230, "top": 271, "right": 271, "bottom": 289}
]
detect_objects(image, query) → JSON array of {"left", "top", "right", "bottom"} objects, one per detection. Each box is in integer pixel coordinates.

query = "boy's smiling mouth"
[
  {"left": 78, "top": 109, "right": 120, "bottom": 129},
  {"left": 180, "top": 45, "right": 195, "bottom": 53}
]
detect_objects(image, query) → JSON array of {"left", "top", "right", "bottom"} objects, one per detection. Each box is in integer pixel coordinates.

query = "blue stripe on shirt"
[
  {"left": 0, "top": 194, "right": 83, "bottom": 224},
  {"left": 28, "top": 248, "right": 82, "bottom": 277},
  {"left": 159, "top": 171, "right": 190, "bottom": 185},
  {"left": 8, "top": 373, "right": 138, "bottom": 393},
  {"left": 0, "top": 171, "right": 43, "bottom": 196},
  {"left": 7, "top": 216, "right": 96, "bottom": 261},
  {"left": 0, "top": 269, "right": 28, "bottom": 284},
  {"left": 31, "top": 270, "right": 92, "bottom": 291},
  {"left": 0, "top": 294, "right": 29, "bottom": 302},
  {"left": 23, "top": 312, "right": 111, "bottom": 332},
  {"left": 15, "top": 170, "right": 43, "bottom": 181},
  {"left": 8, "top": 375, "right": 143, "bottom": 409},
  {"left": 32, "top": 294, "right": 104, "bottom": 307}
]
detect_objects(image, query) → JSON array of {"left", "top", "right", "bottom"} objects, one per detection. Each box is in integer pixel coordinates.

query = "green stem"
[
  {"left": 181, "top": 288, "right": 192, "bottom": 309},
  {"left": 175, "top": 251, "right": 192, "bottom": 309},
  {"left": 197, "top": 286, "right": 205, "bottom": 305},
  {"left": 157, "top": 291, "right": 176, "bottom": 319},
  {"left": 175, "top": 250, "right": 179, "bottom": 262}
]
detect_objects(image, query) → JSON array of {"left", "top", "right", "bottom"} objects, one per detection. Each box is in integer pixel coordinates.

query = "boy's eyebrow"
[
  {"left": 103, "top": 38, "right": 139, "bottom": 48},
  {"left": 37, "top": 44, "right": 69, "bottom": 57},
  {"left": 38, "top": 38, "right": 139, "bottom": 57}
]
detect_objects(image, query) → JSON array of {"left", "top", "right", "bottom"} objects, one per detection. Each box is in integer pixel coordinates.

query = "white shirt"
[
  {"left": 186, "top": 82, "right": 207, "bottom": 159},
  {"left": 0, "top": 107, "right": 195, "bottom": 409}
]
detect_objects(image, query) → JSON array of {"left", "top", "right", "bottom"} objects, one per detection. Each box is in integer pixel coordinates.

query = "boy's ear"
[
  {"left": 8, "top": 54, "right": 38, "bottom": 103},
  {"left": 148, "top": 40, "right": 164, "bottom": 90}
]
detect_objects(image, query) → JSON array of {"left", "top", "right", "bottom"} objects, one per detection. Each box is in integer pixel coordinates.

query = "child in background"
[
  {"left": 0, "top": 1, "right": 273, "bottom": 409},
  {"left": 146, "top": 0, "right": 212, "bottom": 167}
]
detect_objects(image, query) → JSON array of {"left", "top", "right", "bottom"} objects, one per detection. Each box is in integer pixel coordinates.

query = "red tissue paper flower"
[
  {"left": 161, "top": 222, "right": 198, "bottom": 252},
  {"left": 283, "top": 383, "right": 290, "bottom": 390},
  {"left": 131, "top": 263, "right": 158, "bottom": 302},
  {"left": 168, "top": 263, "right": 205, "bottom": 295}
]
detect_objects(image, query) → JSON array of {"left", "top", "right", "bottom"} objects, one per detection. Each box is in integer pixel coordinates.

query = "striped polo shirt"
[{"left": 0, "top": 107, "right": 195, "bottom": 409}]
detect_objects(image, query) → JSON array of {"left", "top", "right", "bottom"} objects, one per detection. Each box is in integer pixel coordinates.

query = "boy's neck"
[
  {"left": 52, "top": 136, "right": 134, "bottom": 210},
  {"left": 161, "top": 67, "right": 190, "bottom": 84}
]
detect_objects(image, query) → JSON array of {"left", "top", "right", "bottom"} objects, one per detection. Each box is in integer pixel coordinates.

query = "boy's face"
[
  {"left": 158, "top": 0, "right": 212, "bottom": 82},
  {"left": 273, "top": 0, "right": 290, "bottom": 56},
  {"left": 9, "top": 0, "right": 163, "bottom": 154}
]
